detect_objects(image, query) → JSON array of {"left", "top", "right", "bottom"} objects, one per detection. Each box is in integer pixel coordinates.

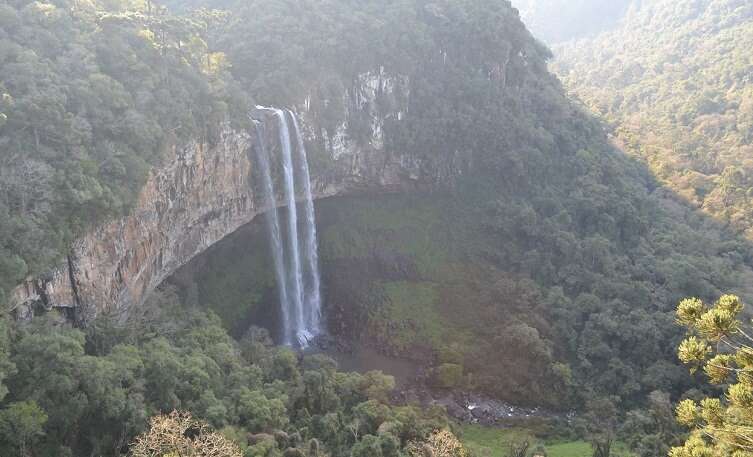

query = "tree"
[
  {"left": 0, "top": 400, "right": 48, "bottom": 457},
  {"left": 406, "top": 430, "right": 469, "bottom": 457},
  {"left": 235, "top": 389, "right": 288, "bottom": 433},
  {"left": 361, "top": 371, "right": 396, "bottom": 404},
  {"left": 507, "top": 441, "right": 530, "bottom": 457},
  {"left": 619, "top": 391, "right": 683, "bottom": 457},
  {"left": 129, "top": 410, "right": 241, "bottom": 457},
  {"left": 578, "top": 397, "right": 618, "bottom": 457},
  {"left": 671, "top": 294, "right": 753, "bottom": 456},
  {"left": 350, "top": 434, "right": 384, "bottom": 457},
  {"left": 0, "top": 315, "right": 15, "bottom": 402}
]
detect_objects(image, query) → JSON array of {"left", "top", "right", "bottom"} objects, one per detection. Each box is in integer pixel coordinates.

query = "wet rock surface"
[
  {"left": 434, "top": 392, "right": 563, "bottom": 424},
  {"left": 396, "top": 388, "right": 567, "bottom": 425}
]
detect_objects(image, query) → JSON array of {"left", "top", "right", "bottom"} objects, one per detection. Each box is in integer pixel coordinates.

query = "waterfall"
[
  {"left": 291, "top": 112, "right": 322, "bottom": 334},
  {"left": 253, "top": 107, "right": 322, "bottom": 347},
  {"left": 252, "top": 121, "right": 292, "bottom": 346},
  {"left": 273, "top": 108, "right": 307, "bottom": 345}
]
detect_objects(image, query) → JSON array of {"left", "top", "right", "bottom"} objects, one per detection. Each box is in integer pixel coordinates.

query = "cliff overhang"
[{"left": 8, "top": 72, "right": 444, "bottom": 323}]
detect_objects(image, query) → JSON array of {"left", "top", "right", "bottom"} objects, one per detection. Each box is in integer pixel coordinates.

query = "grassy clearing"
[
  {"left": 379, "top": 280, "right": 444, "bottom": 349},
  {"left": 461, "top": 424, "right": 634, "bottom": 457}
]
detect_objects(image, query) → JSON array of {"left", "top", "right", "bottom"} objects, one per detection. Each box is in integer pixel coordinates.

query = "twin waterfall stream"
[{"left": 252, "top": 107, "right": 322, "bottom": 347}]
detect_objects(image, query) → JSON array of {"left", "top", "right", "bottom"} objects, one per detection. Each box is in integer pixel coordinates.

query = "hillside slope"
[
  {"left": 0, "top": 0, "right": 247, "bottom": 303},
  {"left": 147, "top": 3, "right": 753, "bottom": 433},
  {"left": 2, "top": 0, "right": 753, "bottom": 456},
  {"left": 554, "top": 0, "right": 753, "bottom": 238}
]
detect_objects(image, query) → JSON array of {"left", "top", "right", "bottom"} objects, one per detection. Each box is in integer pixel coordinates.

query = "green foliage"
[
  {"left": 555, "top": 0, "right": 753, "bottom": 241},
  {"left": 0, "top": 316, "right": 15, "bottom": 402},
  {"left": 0, "top": 400, "right": 47, "bottom": 457},
  {"left": 618, "top": 391, "right": 683, "bottom": 457},
  {"left": 212, "top": 0, "right": 548, "bottom": 108},
  {"left": 0, "top": 290, "right": 447, "bottom": 456},
  {"left": 374, "top": 281, "right": 445, "bottom": 353},
  {"left": 671, "top": 294, "right": 753, "bottom": 456},
  {"left": 311, "top": 159, "right": 752, "bottom": 411},
  {"left": 236, "top": 389, "right": 288, "bottom": 433},
  {"left": 362, "top": 371, "right": 396, "bottom": 404},
  {"left": 0, "top": 0, "right": 247, "bottom": 288},
  {"left": 314, "top": 194, "right": 569, "bottom": 406}
]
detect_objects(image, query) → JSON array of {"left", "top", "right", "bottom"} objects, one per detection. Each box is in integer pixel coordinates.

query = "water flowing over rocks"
[
  {"left": 253, "top": 107, "right": 323, "bottom": 347},
  {"left": 9, "top": 71, "right": 448, "bottom": 323}
]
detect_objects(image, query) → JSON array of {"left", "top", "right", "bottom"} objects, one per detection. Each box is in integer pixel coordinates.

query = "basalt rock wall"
[{"left": 9, "top": 72, "right": 443, "bottom": 322}]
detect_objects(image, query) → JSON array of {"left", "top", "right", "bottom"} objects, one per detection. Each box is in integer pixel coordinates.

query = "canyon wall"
[{"left": 9, "top": 72, "right": 435, "bottom": 322}]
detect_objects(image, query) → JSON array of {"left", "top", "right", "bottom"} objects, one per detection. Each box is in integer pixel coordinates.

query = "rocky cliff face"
[{"left": 9, "top": 71, "right": 439, "bottom": 322}]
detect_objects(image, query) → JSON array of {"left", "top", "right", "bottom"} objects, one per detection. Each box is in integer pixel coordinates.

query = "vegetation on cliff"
[
  {"left": 3, "top": 0, "right": 753, "bottom": 456},
  {"left": 0, "top": 0, "right": 247, "bottom": 302},
  {"left": 314, "top": 182, "right": 750, "bottom": 428}
]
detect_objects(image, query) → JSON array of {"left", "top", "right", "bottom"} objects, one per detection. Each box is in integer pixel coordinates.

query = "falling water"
[
  {"left": 252, "top": 121, "right": 292, "bottom": 345},
  {"left": 291, "top": 112, "right": 322, "bottom": 334},
  {"left": 273, "top": 108, "right": 309, "bottom": 345},
  {"left": 253, "top": 107, "right": 322, "bottom": 346}
]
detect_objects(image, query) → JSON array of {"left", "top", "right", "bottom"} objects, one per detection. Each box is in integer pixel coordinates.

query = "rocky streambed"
[
  {"left": 425, "top": 392, "right": 571, "bottom": 425},
  {"left": 392, "top": 387, "right": 570, "bottom": 426}
]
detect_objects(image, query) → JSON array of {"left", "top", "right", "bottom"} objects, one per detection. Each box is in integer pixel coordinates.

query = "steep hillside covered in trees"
[
  {"left": 148, "top": 5, "right": 753, "bottom": 457},
  {"left": 555, "top": 0, "right": 753, "bottom": 239},
  {"left": 2, "top": 0, "right": 753, "bottom": 456},
  {"left": 0, "top": 0, "right": 248, "bottom": 303}
]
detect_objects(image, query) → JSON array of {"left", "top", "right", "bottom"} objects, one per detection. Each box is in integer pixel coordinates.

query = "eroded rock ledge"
[{"left": 10, "top": 72, "right": 438, "bottom": 322}]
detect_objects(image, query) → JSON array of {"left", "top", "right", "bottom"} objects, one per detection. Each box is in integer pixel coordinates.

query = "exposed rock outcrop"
[{"left": 9, "top": 72, "right": 441, "bottom": 322}]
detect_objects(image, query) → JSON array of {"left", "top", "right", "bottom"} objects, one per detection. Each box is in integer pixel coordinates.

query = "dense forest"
[
  {"left": 0, "top": 289, "right": 454, "bottom": 456},
  {"left": 555, "top": 0, "right": 753, "bottom": 240},
  {"left": 0, "top": 0, "right": 248, "bottom": 301},
  {"left": 1, "top": 0, "right": 753, "bottom": 456}
]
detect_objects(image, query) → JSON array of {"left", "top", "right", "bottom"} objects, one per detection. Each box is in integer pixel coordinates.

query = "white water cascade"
[
  {"left": 291, "top": 114, "right": 322, "bottom": 334},
  {"left": 253, "top": 107, "right": 322, "bottom": 347}
]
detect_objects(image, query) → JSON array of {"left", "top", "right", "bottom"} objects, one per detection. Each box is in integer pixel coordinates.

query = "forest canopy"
[
  {"left": 0, "top": 290, "right": 451, "bottom": 456},
  {"left": 555, "top": 0, "right": 753, "bottom": 240},
  {"left": 0, "top": 0, "right": 247, "bottom": 301},
  {"left": 2, "top": 0, "right": 753, "bottom": 456}
]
